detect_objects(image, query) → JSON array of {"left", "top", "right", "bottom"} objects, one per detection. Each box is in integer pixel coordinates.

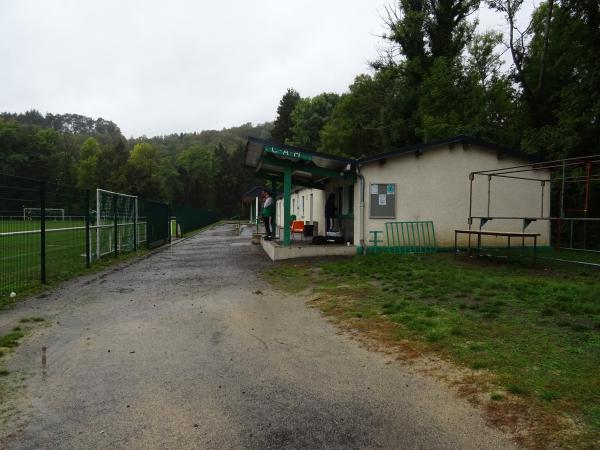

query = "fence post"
[
  {"left": 40, "top": 181, "right": 47, "bottom": 284},
  {"left": 85, "top": 189, "right": 91, "bottom": 268},
  {"left": 168, "top": 204, "right": 172, "bottom": 244},
  {"left": 133, "top": 197, "right": 138, "bottom": 251},
  {"left": 113, "top": 193, "right": 118, "bottom": 258},
  {"left": 146, "top": 201, "right": 150, "bottom": 250}
]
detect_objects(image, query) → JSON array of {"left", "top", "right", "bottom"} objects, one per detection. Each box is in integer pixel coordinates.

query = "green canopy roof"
[{"left": 244, "top": 137, "right": 355, "bottom": 188}]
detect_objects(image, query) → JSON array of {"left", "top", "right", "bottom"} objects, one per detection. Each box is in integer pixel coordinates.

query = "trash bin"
[{"left": 304, "top": 224, "right": 315, "bottom": 237}]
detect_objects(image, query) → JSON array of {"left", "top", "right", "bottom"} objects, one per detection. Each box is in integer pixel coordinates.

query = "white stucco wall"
[
  {"left": 354, "top": 143, "right": 551, "bottom": 248},
  {"left": 276, "top": 188, "right": 326, "bottom": 236}
]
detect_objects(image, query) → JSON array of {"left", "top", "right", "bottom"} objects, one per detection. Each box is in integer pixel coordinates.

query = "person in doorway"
[
  {"left": 261, "top": 190, "right": 274, "bottom": 240},
  {"left": 325, "top": 193, "right": 337, "bottom": 232}
]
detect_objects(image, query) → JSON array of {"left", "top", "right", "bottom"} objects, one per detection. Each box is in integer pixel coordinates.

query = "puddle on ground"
[{"left": 116, "top": 288, "right": 134, "bottom": 293}]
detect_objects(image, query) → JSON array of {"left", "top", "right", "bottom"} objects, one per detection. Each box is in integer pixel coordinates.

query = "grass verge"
[
  {"left": 264, "top": 253, "right": 600, "bottom": 449},
  {"left": 0, "top": 317, "right": 46, "bottom": 433}
]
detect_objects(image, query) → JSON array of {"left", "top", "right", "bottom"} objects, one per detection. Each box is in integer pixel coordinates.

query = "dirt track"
[{"left": 0, "top": 224, "right": 516, "bottom": 449}]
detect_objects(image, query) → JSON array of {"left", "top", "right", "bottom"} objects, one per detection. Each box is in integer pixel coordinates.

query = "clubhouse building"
[{"left": 244, "top": 136, "right": 550, "bottom": 260}]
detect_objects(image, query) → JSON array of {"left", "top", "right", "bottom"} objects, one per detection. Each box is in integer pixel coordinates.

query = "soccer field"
[
  {"left": 0, "top": 218, "right": 85, "bottom": 232},
  {"left": 0, "top": 218, "right": 145, "bottom": 295}
]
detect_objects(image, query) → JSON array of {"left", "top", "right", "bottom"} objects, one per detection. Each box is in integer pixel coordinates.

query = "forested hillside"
[
  {"left": 1, "top": 0, "right": 598, "bottom": 217},
  {"left": 271, "top": 0, "right": 599, "bottom": 161},
  {"left": 0, "top": 111, "right": 271, "bottom": 216}
]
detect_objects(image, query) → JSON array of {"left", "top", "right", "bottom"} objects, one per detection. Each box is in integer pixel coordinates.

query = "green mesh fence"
[
  {"left": 44, "top": 181, "right": 89, "bottom": 285},
  {"left": 140, "top": 200, "right": 170, "bottom": 248},
  {"left": 0, "top": 173, "right": 172, "bottom": 296},
  {"left": 0, "top": 173, "right": 43, "bottom": 294},
  {"left": 174, "top": 206, "right": 219, "bottom": 236}
]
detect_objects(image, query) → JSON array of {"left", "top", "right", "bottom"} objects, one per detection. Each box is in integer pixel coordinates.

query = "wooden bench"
[{"left": 454, "top": 229, "right": 541, "bottom": 263}]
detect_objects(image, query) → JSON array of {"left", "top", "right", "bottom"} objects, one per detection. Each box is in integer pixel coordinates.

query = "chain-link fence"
[
  {"left": 44, "top": 180, "right": 89, "bottom": 285},
  {"left": 174, "top": 206, "right": 219, "bottom": 237},
  {"left": 1, "top": 173, "right": 43, "bottom": 292},
  {"left": 0, "top": 173, "right": 172, "bottom": 296}
]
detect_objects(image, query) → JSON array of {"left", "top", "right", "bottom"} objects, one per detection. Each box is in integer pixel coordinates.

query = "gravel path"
[{"left": 0, "top": 224, "right": 517, "bottom": 449}]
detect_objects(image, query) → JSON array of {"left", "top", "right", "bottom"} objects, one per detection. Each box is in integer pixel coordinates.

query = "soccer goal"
[
  {"left": 94, "top": 189, "right": 146, "bottom": 259},
  {"left": 23, "top": 207, "right": 65, "bottom": 220}
]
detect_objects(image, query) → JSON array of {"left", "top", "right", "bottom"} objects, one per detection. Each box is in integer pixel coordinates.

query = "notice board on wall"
[{"left": 369, "top": 183, "right": 396, "bottom": 218}]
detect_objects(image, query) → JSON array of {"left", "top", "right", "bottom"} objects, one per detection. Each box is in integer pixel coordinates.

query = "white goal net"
[{"left": 94, "top": 189, "right": 145, "bottom": 259}]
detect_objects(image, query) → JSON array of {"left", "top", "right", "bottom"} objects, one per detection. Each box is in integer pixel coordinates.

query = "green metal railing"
[{"left": 383, "top": 221, "right": 437, "bottom": 254}]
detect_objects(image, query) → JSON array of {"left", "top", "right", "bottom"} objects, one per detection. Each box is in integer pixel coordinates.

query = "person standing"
[
  {"left": 261, "top": 190, "right": 274, "bottom": 240},
  {"left": 325, "top": 193, "right": 336, "bottom": 232}
]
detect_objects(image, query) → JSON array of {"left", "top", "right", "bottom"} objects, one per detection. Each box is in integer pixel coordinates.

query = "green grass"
[
  {"left": 475, "top": 245, "right": 600, "bottom": 266},
  {"left": 0, "top": 218, "right": 85, "bottom": 233},
  {"left": 490, "top": 392, "right": 504, "bottom": 401},
  {"left": 0, "top": 329, "right": 25, "bottom": 349},
  {"left": 265, "top": 253, "right": 600, "bottom": 448},
  {"left": 0, "top": 318, "right": 47, "bottom": 409},
  {"left": 542, "top": 248, "right": 600, "bottom": 265}
]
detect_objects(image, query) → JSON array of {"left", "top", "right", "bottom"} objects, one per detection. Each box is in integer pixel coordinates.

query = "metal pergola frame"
[{"left": 467, "top": 154, "right": 600, "bottom": 258}]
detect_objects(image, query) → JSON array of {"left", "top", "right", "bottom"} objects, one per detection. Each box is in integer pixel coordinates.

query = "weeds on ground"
[
  {"left": 266, "top": 253, "right": 600, "bottom": 448},
  {"left": 0, "top": 329, "right": 25, "bottom": 349},
  {"left": 18, "top": 317, "right": 44, "bottom": 323},
  {"left": 0, "top": 317, "right": 46, "bottom": 410},
  {"left": 0, "top": 326, "right": 26, "bottom": 380}
]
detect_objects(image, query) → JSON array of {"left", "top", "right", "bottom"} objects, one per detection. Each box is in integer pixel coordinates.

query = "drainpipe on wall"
[{"left": 357, "top": 166, "right": 366, "bottom": 255}]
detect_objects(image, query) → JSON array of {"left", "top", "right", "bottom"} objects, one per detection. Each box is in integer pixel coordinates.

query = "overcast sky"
[{"left": 0, "top": 0, "right": 535, "bottom": 138}]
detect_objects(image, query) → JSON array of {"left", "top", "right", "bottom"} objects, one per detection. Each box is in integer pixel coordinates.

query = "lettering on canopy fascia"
[{"left": 265, "top": 146, "right": 312, "bottom": 162}]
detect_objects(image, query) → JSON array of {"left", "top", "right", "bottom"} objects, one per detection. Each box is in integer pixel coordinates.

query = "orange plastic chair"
[{"left": 290, "top": 220, "right": 305, "bottom": 241}]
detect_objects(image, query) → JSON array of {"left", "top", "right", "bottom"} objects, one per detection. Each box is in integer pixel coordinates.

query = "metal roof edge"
[
  {"left": 246, "top": 136, "right": 355, "bottom": 165},
  {"left": 241, "top": 185, "right": 267, "bottom": 198},
  {"left": 357, "top": 135, "right": 542, "bottom": 165}
]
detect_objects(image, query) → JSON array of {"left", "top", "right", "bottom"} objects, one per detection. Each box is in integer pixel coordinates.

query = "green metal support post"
[
  {"left": 167, "top": 205, "right": 172, "bottom": 244},
  {"left": 40, "top": 181, "right": 46, "bottom": 284},
  {"left": 270, "top": 179, "right": 278, "bottom": 239},
  {"left": 283, "top": 164, "right": 292, "bottom": 246},
  {"left": 133, "top": 198, "right": 138, "bottom": 251}
]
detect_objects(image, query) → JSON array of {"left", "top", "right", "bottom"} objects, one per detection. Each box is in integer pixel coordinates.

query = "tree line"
[
  {"left": 271, "top": 0, "right": 599, "bottom": 161},
  {"left": 1, "top": 0, "right": 597, "bottom": 218},
  {"left": 0, "top": 111, "right": 270, "bottom": 217}
]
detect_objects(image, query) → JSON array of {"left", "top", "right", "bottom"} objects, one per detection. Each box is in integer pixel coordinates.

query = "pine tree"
[{"left": 271, "top": 88, "right": 300, "bottom": 145}]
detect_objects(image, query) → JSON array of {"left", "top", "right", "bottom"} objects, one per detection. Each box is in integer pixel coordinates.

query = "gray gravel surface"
[{"left": 0, "top": 224, "right": 517, "bottom": 449}]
